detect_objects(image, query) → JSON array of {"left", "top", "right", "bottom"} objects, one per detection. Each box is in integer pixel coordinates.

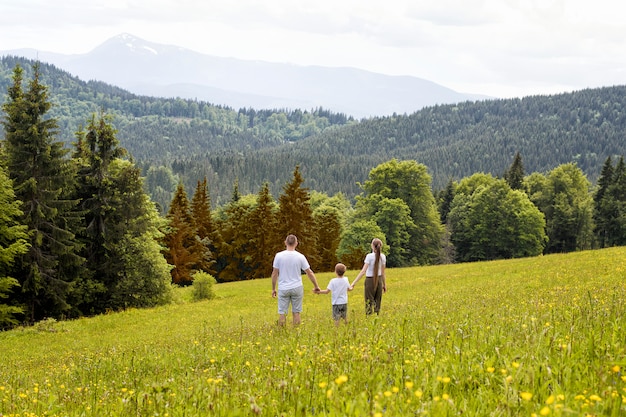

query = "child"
[{"left": 318, "top": 263, "right": 351, "bottom": 325}]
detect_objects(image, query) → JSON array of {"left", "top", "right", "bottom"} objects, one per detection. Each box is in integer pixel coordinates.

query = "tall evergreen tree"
[
  {"left": 214, "top": 194, "right": 256, "bottom": 282},
  {"left": 247, "top": 183, "right": 278, "bottom": 279},
  {"left": 71, "top": 113, "right": 126, "bottom": 313},
  {"left": 1, "top": 63, "right": 83, "bottom": 321},
  {"left": 313, "top": 205, "right": 343, "bottom": 272},
  {"left": 593, "top": 156, "right": 615, "bottom": 247},
  {"left": 606, "top": 156, "right": 626, "bottom": 246},
  {"left": 276, "top": 166, "right": 319, "bottom": 267},
  {"left": 190, "top": 177, "right": 218, "bottom": 275},
  {"left": 504, "top": 151, "right": 525, "bottom": 191},
  {"left": 0, "top": 163, "right": 29, "bottom": 328},
  {"left": 162, "top": 183, "right": 204, "bottom": 285},
  {"left": 72, "top": 114, "right": 172, "bottom": 312},
  {"left": 438, "top": 178, "right": 456, "bottom": 225}
]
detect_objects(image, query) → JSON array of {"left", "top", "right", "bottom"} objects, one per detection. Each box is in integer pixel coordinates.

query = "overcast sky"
[{"left": 1, "top": 0, "right": 625, "bottom": 98}]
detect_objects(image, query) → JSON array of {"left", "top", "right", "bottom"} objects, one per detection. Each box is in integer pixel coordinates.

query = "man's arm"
[
  {"left": 271, "top": 267, "right": 279, "bottom": 297},
  {"left": 305, "top": 268, "right": 321, "bottom": 293}
]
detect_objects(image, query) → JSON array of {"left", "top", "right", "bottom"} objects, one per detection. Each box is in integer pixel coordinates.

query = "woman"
[{"left": 350, "top": 238, "right": 386, "bottom": 315}]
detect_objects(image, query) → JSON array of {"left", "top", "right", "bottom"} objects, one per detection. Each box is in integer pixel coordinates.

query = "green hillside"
[
  {"left": 2, "top": 247, "right": 626, "bottom": 415},
  {"left": 2, "top": 56, "right": 626, "bottom": 206}
]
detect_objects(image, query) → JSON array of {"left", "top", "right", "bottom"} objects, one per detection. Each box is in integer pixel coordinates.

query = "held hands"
[
  {"left": 348, "top": 285, "right": 354, "bottom": 291},
  {"left": 313, "top": 287, "right": 321, "bottom": 294}
]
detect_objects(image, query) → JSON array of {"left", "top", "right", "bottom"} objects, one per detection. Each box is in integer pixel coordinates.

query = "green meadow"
[{"left": 2, "top": 247, "right": 626, "bottom": 417}]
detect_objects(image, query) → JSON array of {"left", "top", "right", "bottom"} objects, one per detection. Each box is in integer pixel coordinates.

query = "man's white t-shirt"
[
  {"left": 273, "top": 249, "right": 310, "bottom": 290},
  {"left": 327, "top": 277, "right": 350, "bottom": 305}
]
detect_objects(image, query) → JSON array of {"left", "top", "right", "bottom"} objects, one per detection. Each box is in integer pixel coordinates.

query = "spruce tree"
[
  {"left": 607, "top": 157, "right": 626, "bottom": 246},
  {"left": 213, "top": 192, "right": 255, "bottom": 282},
  {"left": 277, "top": 166, "right": 319, "bottom": 267},
  {"left": 0, "top": 163, "right": 29, "bottom": 328},
  {"left": 1, "top": 63, "right": 83, "bottom": 321},
  {"left": 313, "top": 205, "right": 342, "bottom": 272},
  {"left": 72, "top": 114, "right": 172, "bottom": 312},
  {"left": 593, "top": 156, "right": 615, "bottom": 247},
  {"left": 162, "top": 183, "right": 204, "bottom": 285},
  {"left": 190, "top": 177, "right": 218, "bottom": 275},
  {"left": 504, "top": 152, "right": 525, "bottom": 191},
  {"left": 71, "top": 114, "right": 126, "bottom": 313},
  {"left": 247, "top": 182, "right": 278, "bottom": 279}
]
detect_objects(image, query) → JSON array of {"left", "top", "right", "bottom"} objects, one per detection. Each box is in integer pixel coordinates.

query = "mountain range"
[{"left": 2, "top": 33, "right": 487, "bottom": 118}]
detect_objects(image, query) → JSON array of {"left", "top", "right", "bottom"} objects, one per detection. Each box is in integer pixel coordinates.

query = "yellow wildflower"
[
  {"left": 335, "top": 375, "right": 348, "bottom": 385},
  {"left": 520, "top": 392, "right": 533, "bottom": 401}
]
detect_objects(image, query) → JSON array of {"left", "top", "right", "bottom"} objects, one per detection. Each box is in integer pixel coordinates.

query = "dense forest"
[
  {"left": 3, "top": 59, "right": 626, "bottom": 329},
  {"left": 2, "top": 56, "right": 626, "bottom": 211}
]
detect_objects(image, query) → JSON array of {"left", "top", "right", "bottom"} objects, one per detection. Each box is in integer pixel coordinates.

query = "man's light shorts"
[{"left": 278, "top": 285, "right": 304, "bottom": 314}]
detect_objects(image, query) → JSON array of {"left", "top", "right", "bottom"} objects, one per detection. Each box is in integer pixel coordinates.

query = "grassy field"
[{"left": 2, "top": 247, "right": 626, "bottom": 416}]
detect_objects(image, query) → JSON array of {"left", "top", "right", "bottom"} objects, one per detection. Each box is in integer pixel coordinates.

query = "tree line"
[
  {"left": 4, "top": 56, "right": 626, "bottom": 211},
  {"left": 3, "top": 63, "right": 626, "bottom": 329}
]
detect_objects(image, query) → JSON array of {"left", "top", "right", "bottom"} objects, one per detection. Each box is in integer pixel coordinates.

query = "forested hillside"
[
  {"left": 182, "top": 87, "right": 626, "bottom": 201},
  {"left": 2, "top": 56, "right": 626, "bottom": 208},
  {"left": 0, "top": 56, "right": 353, "bottom": 208}
]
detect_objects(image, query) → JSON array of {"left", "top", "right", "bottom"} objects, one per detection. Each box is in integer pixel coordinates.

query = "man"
[{"left": 271, "top": 234, "right": 320, "bottom": 325}]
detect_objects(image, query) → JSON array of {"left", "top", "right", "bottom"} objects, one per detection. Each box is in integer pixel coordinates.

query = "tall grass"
[{"left": 2, "top": 247, "right": 626, "bottom": 416}]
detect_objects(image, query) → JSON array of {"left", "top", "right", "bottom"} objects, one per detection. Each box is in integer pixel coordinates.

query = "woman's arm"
[
  {"left": 381, "top": 264, "right": 387, "bottom": 293},
  {"left": 350, "top": 263, "right": 369, "bottom": 288}
]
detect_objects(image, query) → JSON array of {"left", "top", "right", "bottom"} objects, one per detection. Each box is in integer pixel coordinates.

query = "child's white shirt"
[{"left": 327, "top": 276, "right": 350, "bottom": 305}]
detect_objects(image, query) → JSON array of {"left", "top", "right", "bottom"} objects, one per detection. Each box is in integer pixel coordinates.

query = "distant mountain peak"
[
  {"left": 97, "top": 33, "right": 160, "bottom": 56},
  {"left": 1, "top": 34, "right": 486, "bottom": 117}
]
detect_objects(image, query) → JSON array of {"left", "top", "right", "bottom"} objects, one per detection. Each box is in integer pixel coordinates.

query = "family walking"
[{"left": 271, "top": 235, "right": 387, "bottom": 326}]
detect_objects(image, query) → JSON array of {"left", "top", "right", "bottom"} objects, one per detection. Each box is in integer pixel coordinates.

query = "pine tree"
[
  {"left": 277, "top": 166, "right": 319, "bottom": 267},
  {"left": 162, "top": 183, "right": 204, "bottom": 285},
  {"left": 1, "top": 63, "right": 83, "bottom": 321}
]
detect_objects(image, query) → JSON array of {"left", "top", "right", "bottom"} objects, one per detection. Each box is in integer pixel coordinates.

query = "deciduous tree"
[
  {"left": 360, "top": 159, "right": 443, "bottom": 265},
  {"left": 449, "top": 178, "right": 546, "bottom": 261},
  {"left": 526, "top": 163, "right": 594, "bottom": 253}
]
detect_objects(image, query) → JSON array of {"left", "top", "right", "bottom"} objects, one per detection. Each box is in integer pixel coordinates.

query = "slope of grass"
[{"left": 2, "top": 247, "right": 626, "bottom": 416}]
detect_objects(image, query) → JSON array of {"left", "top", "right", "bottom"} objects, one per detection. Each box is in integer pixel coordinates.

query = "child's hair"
[{"left": 335, "top": 263, "right": 346, "bottom": 276}]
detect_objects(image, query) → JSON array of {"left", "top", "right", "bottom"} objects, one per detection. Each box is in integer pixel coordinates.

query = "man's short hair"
[{"left": 285, "top": 234, "right": 298, "bottom": 246}]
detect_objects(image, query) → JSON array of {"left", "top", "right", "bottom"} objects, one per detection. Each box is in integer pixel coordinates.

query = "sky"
[{"left": 1, "top": 0, "right": 625, "bottom": 98}]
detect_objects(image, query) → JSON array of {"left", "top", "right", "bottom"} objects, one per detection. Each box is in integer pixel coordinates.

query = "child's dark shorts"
[{"left": 332, "top": 303, "right": 348, "bottom": 320}]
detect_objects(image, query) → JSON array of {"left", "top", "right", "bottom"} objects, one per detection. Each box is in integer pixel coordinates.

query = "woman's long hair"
[{"left": 372, "top": 238, "right": 382, "bottom": 288}]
